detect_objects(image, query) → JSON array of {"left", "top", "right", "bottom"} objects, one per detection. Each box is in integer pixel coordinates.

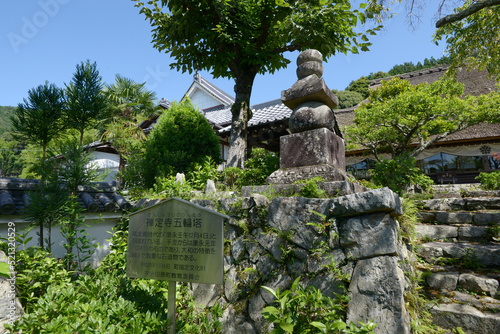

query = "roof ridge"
[{"left": 370, "top": 65, "right": 450, "bottom": 86}]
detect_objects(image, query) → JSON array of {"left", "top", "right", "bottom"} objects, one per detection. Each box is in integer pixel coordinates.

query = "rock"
[
  {"left": 330, "top": 187, "right": 403, "bottom": 218},
  {"left": 191, "top": 283, "right": 224, "bottom": 308},
  {"left": 459, "top": 273, "right": 499, "bottom": 297},
  {"left": 175, "top": 172, "right": 185, "bottom": 184},
  {"left": 279, "top": 128, "right": 345, "bottom": 169},
  {"left": 466, "top": 197, "right": 500, "bottom": 210},
  {"left": 458, "top": 226, "right": 486, "bottom": 240},
  {"left": 347, "top": 256, "right": 410, "bottom": 334},
  {"left": 289, "top": 101, "right": 335, "bottom": 133},
  {"left": 339, "top": 213, "right": 398, "bottom": 260},
  {"left": 430, "top": 303, "right": 500, "bottom": 333},
  {"left": 435, "top": 212, "right": 473, "bottom": 224},
  {"left": 266, "top": 164, "right": 351, "bottom": 184},
  {"left": 473, "top": 212, "right": 500, "bottom": 225},
  {"left": 221, "top": 304, "right": 258, "bottom": 334},
  {"left": 190, "top": 199, "right": 217, "bottom": 211},
  {"left": 415, "top": 225, "right": 458, "bottom": 240},
  {"left": 205, "top": 179, "right": 216, "bottom": 195},
  {"left": 250, "top": 193, "right": 270, "bottom": 208},
  {"left": 417, "top": 212, "right": 436, "bottom": 223},
  {"left": 426, "top": 272, "right": 459, "bottom": 291},
  {"left": 254, "top": 228, "right": 284, "bottom": 261},
  {"left": 231, "top": 237, "right": 246, "bottom": 261},
  {"left": 417, "top": 242, "right": 500, "bottom": 267},
  {"left": 422, "top": 198, "right": 466, "bottom": 211},
  {"left": 307, "top": 249, "right": 346, "bottom": 273},
  {"left": 281, "top": 75, "right": 338, "bottom": 111}
]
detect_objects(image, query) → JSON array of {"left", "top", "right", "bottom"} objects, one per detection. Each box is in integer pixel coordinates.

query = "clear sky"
[{"left": 1, "top": 0, "right": 449, "bottom": 109}]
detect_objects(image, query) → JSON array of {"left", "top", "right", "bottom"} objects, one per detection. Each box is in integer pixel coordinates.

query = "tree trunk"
[{"left": 226, "top": 71, "right": 257, "bottom": 168}]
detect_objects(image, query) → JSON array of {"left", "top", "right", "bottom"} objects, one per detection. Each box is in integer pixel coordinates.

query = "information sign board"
[{"left": 126, "top": 198, "right": 226, "bottom": 285}]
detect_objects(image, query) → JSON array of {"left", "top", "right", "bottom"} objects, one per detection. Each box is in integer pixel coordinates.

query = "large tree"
[
  {"left": 133, "top": 0, "right": 382, "bottom": 168},
  {"left": 344, "top": 77, "right": 500, "bottom": 161},
  {"left": 433, "top": 0, "right": 500, "bottom": 79},
  {"left": 65, "top": 60, "right": 107, "bottom": 146}
]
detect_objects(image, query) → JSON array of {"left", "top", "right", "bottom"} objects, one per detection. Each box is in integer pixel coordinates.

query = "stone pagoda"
[{"left": 266, "top": 49, "right": 351, "bottom": 185}]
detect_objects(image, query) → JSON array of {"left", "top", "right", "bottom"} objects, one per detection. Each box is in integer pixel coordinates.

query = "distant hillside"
[{"left": 0, "top": 106, "right": 16, "bottom": 138}]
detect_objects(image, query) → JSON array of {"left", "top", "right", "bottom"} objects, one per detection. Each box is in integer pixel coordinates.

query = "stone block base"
[
  {"left": 280, "top": 128, "right": 345, "bottom": 170},
  {"left": 266, "top": 164, "right": 351, "bottom": 185}
]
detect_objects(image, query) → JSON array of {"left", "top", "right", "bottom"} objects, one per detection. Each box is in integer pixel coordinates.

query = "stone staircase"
[{"left": 414, "top": 188, "right": 500, "bottom": 333}]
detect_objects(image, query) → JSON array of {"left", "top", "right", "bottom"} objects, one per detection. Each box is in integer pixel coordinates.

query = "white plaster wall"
[
  {"left": 88, "top": 151, "right": 120, "bottom": 182},
  {"left": 190, "top": 89, "right": 221, "bottom": 110},
  {"left": 0, "top": 215, "right": 119, "bottom": 268}
]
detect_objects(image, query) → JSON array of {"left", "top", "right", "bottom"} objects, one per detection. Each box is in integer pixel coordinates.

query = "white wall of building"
[
  {"left": 0, "top": 214, "right": 120, "bottom": 268},
  {"left": 190, "top": 89, "right": 221, "bottom": 111}
]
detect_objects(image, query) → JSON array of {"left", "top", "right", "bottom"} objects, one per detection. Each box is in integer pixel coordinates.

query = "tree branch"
[{"left": 436, "top": 0, "right": 500, "bottom": 28}]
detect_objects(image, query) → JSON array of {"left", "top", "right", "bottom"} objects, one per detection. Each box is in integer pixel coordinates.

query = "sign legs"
[{"left": 168, "top": 281, "right": 176, "bottom": 334}]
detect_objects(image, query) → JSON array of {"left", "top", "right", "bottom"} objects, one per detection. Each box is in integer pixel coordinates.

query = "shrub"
[
  {"left": 370, "top": 154, "right": 433, "bottom": 195},
  {"left": 187, "top": 156, "right": 221, "bottom": 190},
  {"left": 476, "top": 170, "right": 500, "bottom": 190},
  {"left": 136, "top": 99, "right": 221, "bottom": 189},
  {"left": 237, "top": 148, "right": 279, "bottom": 187},
  {"left": 295, "top": 177, "right": 328, "bottom": 198},
  {"left": 261, "top": 277, "right": 377, "bottom": 333},
  {"left": 222, "top": 166, "right": 242, "bottom": 189}
]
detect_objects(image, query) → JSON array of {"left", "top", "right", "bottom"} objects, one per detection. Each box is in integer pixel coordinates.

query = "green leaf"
[
  {"left": 0, "top": 262, "right": 11, "bottom": 278},
  {"left": 279, "top": 322, "right": 294, "bottom": 332},
  {"left": 310, "top": 321, "right": 327, "bottom": 333}
]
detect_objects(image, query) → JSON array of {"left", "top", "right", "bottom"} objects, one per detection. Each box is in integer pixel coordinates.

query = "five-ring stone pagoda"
[{"left": 267, "top": 49, "right": 351, "bottom": 184}]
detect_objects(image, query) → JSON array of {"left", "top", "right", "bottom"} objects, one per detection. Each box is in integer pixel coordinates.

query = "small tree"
[
  {"left": 128, "top": 99, "right": 221, "bottom": 190},
  {"left": 65, "top": 60, "right": 107, "bottom": 146},
  {"left": 344, "top": 77, "right": 500, "bottom": 162},
  {"left": 10, "top": 81, "right": 65, "bottom": 172}
]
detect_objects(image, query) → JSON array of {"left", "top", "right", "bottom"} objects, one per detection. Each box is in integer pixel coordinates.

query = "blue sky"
[{"left": 1, "top": 0, "right": 449, "bottom": 108}]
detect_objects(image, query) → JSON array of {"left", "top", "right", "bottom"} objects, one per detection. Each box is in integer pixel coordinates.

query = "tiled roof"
[
  {"left": 0, "top": 178, "right": 131, "bottom": 215},
  {"left": 217, "top": 99, "right": 292, "bottom": 134}
]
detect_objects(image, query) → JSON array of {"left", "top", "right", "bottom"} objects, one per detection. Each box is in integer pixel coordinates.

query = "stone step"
[
  {"left": 417, "top": 242, "right": 500, "bottom": 268},
  {"left": 425, "top": 271, "right": 499, "bottom": 297},
  {"left": 416, "top": 224, "right": 488, "bottom": 242},
  {"left": 419, "top": 197, "right": 500, "bottom": 211},
  {"left": 430, "top": 303, "right": 500, "bottom": 333},
  {"left": 418, "top": 211, "right": 500, "bottom": 225}
]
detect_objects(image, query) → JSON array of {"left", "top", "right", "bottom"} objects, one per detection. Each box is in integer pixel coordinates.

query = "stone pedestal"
[{"left": 280, "top": 128, "right": 345, "bottom": 170}]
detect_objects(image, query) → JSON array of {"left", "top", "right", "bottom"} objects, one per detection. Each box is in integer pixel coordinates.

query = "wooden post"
[{"left": 167, "top": 281, "right": 176, "bottom": 334}]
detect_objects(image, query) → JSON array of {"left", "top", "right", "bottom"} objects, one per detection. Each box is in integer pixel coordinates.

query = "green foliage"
[
  {"left": 133, "top": 0, "right": 383, "bottom": 167},
  {"left": 476, "top": 170, "right": 500, "bottom": 190},
  {"left": 6, "top": 222, "right": 223, "bottom": 333},
  {"left": 187, "top": 156, "right": 221, "bottom": 190},
  {"left": 345, "top": 77, "right": 500, "bottom": 162},
  {"left": 398, "top": 198, "right": 419, "bottom": 244},
  {"left": 370, "top": 154, "right": 433, "bottom": 195},
  {"left": 237, "top": 148, "right": 279, "bottom": 187},
  {"left": 345, "top": 76, "right": 370, "bottom": 99},
  {"left": 0, "top": 105, "right": 16, "bottom": 138},
  {"left": 65, "top": 60, "right": 108, "bottom": 145},
  {"left": 150, "top": 175, "right": 194, "bottom": 200},
  {"left": 10, "top": 81, "right": 66, "bottom": 165},
  {"left": 332, "top": 90, "right": 365, "bottom": 109},
  {"left": 261, "top": 277, "right": 376, "bottom": 334},
  {"left": 0, "top": 137, "right": 23, "bottom": 177},
  {"left": 387, "top": 56, "right": 453, "bottom": 77},
  {"left": 294, "top": 177, "right": 327, "bottom": 198},
  {"left": 138, "top": 99, "right": 221, "bottom": 189},
  {"left": 434, "top": 1, "right": 500, "bottom": 81},
  {"left": 222, "top": 166, "right": 242, "bottom": 189}
]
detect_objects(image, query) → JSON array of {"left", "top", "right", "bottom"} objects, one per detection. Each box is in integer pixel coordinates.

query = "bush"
[
  {"left": 237, "top": 148, "right": 279, "bottom": 187},
  {"left": 134, "top": 99, "right": 221, "bottom": 189},
  {"left": 187, "top": 156, "right": 221, "bottom": 190},
  {"left": 476, "top": 170, "right": 500, "bottom": 190},
  {"left": 295, "top": 177, "right": 328, "bottom": 198},
  {"left": 370, "top": 154, "right": 433, "bottom": 195}
]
